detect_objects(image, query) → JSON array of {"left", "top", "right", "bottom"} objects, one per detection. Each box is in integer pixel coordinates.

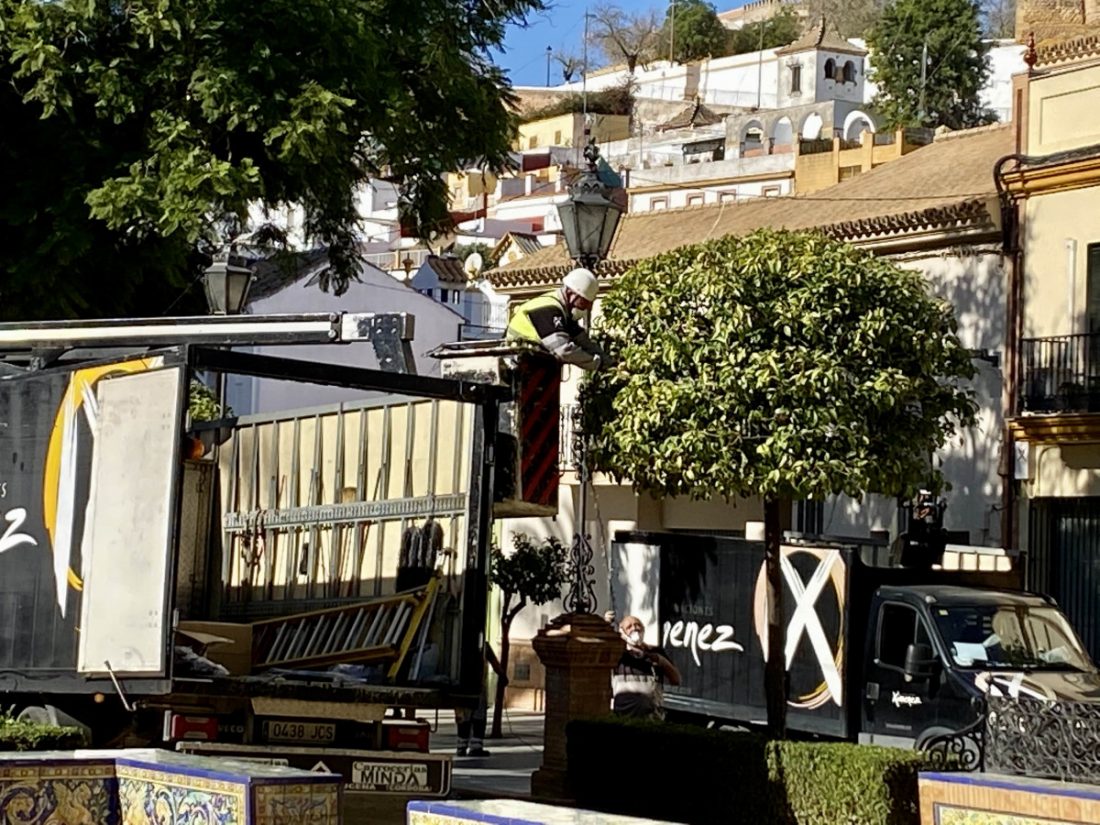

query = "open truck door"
[{"left": 77, "top": 366, "right": 185, "bottom": 678}]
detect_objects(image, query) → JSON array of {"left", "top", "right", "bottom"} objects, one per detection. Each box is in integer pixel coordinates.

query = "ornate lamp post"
[
  {"left": 200, "top": 249, "right": 254, "bottom": 429},
  {"left": 556, "top": 140, "right": 624, "bottom": 615},
  {"left": 530, "top": 139, "right": 625, "bottom": 800}
]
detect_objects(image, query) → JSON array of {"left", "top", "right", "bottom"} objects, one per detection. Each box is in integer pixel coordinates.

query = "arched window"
[
  {"left": 843, "top": 60, "right": 856, "bottom": 83},
  {"left": 824, "top": 59, "right": 835, "bottom": 81}
]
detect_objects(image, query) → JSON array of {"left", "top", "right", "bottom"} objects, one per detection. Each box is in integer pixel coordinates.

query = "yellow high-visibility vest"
[{"left": 506, "top": 292, "right": 563, "bottom": 343}]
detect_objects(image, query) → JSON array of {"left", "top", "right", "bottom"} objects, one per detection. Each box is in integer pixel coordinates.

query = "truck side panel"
[
  {"left": 0, "top": 356, "right": 169, "bottom": 683},
  {"left": 620, "top": 533, "right": 850, "bottom": 738},
  {"left": 77, "top": 367, "right": 184, "bottom": 677}
]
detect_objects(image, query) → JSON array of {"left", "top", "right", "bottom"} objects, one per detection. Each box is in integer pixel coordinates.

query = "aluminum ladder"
[{"left": 250, "top": 576, "right": 439, "bottom": 677}]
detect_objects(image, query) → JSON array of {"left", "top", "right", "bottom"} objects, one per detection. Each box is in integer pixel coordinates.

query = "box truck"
[
  {"left": 0, "top": 312, "right": 559, "bottom": 813},
  {"left": 613, "top": 530, "right": 1100, "bottom": 750}
]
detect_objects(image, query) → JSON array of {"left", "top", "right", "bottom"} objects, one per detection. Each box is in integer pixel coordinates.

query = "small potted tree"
[
  {"left": 488, "top": 533, "right": 569, "bottom": 739},
  {"left": 187, "top": 380, "right": 236, "bottom": 457}
]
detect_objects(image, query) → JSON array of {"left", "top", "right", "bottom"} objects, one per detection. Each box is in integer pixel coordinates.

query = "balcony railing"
[
  {"left": 1019, "top": 333, "right": 1100, "bottom": 413},
  {"left": 559, "top": 403, "right": 581, "bottom": 471}
]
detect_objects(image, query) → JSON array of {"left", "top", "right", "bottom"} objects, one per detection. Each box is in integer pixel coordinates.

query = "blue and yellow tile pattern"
[{"left": 0, "top": 749, "right": 340, "bottom": 825}]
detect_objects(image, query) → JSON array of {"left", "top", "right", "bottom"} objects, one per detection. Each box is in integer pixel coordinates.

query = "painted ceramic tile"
[
  {"left": 253, "top": 782, "right": 340, "bottom": 825},
  {"left": 407, "top": 814, "right": 474, "bottom": 825},
  {"left": 935, "top": 805, "right": 1075, "bottom": 825},
  {"left": 0, "top": 763, "right": 117, "bottom": 825},
  {"left": 116, "top": 766, "right": 246, "bottom": 825}
]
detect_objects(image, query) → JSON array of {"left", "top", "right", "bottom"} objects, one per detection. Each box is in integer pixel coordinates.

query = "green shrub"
[
  {"left": 520, "top": 81, "right": 635, "bottom": 124},
  {"left": 566, "top": 717, "right": 930, "bottom": 825},
  {"left": 0, "top": 714, "right": 88, "bottom": 752}
]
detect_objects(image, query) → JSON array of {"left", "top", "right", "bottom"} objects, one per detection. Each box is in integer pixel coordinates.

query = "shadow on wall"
[
  {"left": 818, "top": 249, "right": 1007, "bottom": 547},
  {"left": 610, "top": 541, "right": 661, "bottom": 635}
]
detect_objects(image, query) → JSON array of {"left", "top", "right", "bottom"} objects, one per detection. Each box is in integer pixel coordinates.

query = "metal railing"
[
  {"left": 559, "top": 402, "right": 581, "bottom": 471},
  {"left": 798, "top": 138, "right": 833, "bottom": 156},
  {"left": 1019, "top": 333, "right": 1100, "bottom": 413},
  {"left": 458, "top": 323, "right": 505, "bottom": 342},
  {"left": 985, "top": 695, "right": 1100, "bottom": 784},
  {"left": 917, "top": 695, "right": 1100, "bottom": 785}
]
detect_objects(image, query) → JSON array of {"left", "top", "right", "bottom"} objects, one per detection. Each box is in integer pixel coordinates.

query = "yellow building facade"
[
  {"left": 1002, "top": 37, "right": 1100, "bottom": 654},
  {"left": 515, "top": 112, "right": 631, "bottom": 151}
]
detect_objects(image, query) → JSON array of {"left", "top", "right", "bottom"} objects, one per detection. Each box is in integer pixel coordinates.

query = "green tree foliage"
[
  {"left": 488, "top": 533, "right": 569, "bottom": 738},
  {"left": 806, "top": 0, "right": 886, "bottom": 38},
  {"left": 727, "top": 9, "right": 804, "bottom": 55},
  {"left": 580, "top": 229, "right": 977, "bottom": 732},
  {"left": 663, "top": 0, "right": 729, "bottom": 63},
  {"left": 0, "top": 0, "right": 541, "bottom": 321},
  {"left": 867, "top": 0, "right": 994, "bottom": 129}
]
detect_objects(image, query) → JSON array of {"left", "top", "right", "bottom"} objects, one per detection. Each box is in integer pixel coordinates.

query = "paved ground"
[{"left": 427, "top": 708, "right": 545, "bottom": 799}]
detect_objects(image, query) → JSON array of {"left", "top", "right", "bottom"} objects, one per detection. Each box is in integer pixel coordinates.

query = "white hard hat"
[{"left": 563, "top": 267, "right": 598, "bottom": 302}]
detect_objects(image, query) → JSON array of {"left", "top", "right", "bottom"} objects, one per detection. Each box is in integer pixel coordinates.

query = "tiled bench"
[
  {"left": 407, "top": 799, "right": 678, "bottom": 825},
  {"left": 920, "top": 770, "right": 1100, "bottom": 824},
  {"left": 0, "top": 748, "right": 340, "bottom": 825}
]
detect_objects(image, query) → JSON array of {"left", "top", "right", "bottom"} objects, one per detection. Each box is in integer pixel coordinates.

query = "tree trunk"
[
  {"left": 489, "top": 621, "right": 511, "bottom": 739},
  {"left": 764, "top": 496, "right": 787, "bottom": 738}
]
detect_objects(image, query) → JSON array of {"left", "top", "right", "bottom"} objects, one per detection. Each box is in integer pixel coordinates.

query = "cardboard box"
[{"left": 177, "top": 621, "right": 253, "bottom": 675}]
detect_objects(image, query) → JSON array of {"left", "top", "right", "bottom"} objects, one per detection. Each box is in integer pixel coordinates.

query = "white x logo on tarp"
[{"left": 781, "top": 549, "right": 844, "bottom": 705}]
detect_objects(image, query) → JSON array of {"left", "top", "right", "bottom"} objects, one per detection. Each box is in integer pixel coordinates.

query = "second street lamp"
[
  {"left": 555, "top": 139, "right": 624, "bottom": 615},
  {"left": 202, "top": 251, "right": 255, "bottom": 316}
]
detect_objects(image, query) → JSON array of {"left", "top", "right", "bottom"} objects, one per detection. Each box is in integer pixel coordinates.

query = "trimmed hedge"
[
  {"left": 0, "top": 715, "right": 87, "bottom": 752},
  {"left": 566, "top": 717, "right": 931, "bottom": 825}
]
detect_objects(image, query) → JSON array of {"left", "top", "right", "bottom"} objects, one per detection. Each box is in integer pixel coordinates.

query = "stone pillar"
[{"left": 530, "top": 612, "right": 624, "bottom": 799}]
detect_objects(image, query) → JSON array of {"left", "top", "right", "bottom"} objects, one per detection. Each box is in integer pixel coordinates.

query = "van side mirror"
[{"left": 904, "top": 642, "right": 936, "bottom": 681}]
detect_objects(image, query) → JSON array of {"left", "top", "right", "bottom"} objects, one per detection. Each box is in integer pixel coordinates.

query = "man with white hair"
[{"left": 505, "top": 267, "right": 608, "bottom": 371}]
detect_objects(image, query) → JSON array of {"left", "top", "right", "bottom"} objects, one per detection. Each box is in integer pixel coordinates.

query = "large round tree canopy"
[{"left": 580, "top": 229, "right": 978, "bottom": 502}]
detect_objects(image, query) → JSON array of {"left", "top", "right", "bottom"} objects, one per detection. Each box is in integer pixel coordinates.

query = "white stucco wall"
[
  {"left": 630, "top": 177, "right": 793, "bottom": 211},
  {"left": 226, "top": 264, "right": 464, "bottom": 416}
]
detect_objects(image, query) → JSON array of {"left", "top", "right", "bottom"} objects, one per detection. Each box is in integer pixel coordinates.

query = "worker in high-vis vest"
[{"left": 506, "top": 267, "right": 608, "bottom": 371}]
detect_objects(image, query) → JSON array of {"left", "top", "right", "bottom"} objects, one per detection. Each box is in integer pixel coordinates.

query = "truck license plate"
[
  {"left": 350, "top": 760, "right": 430, "bottom": 793},
  {"left": 262, "top": 720, "right": 336, "bottom": 744}
]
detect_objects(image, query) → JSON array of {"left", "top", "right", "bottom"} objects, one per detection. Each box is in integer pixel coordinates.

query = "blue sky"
[{"left": 495, "top": 0, "right": 750, "bottom": 87}]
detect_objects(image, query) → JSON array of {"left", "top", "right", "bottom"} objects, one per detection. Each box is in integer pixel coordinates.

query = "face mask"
[{"left": 627, "top": 631, "right": 643, "bottom": 645}]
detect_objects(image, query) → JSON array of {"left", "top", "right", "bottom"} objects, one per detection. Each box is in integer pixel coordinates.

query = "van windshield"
[{"left": 932, "top": 604, "right": 1093, "bottom": 672}]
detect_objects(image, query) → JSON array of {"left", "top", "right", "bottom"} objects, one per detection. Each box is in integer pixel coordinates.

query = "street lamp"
[
  {"left": 555, "top": 139, "right": 624, "bottom": 615},
  {"left": 202, "top": 251, "right": 254, "bottom": 315},
  {"left": 556, "top": 141, "right": 625, "bottom": 271}
]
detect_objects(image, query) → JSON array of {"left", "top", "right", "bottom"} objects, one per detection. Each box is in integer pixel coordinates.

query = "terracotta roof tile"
[
  {"left": 656, "top": 100, "right": 726, "bottom": 132},
  {"left": 776, "top": 17, "right": 867, "bottom": 56},
  {"left": 488, "top": 125, "right": 1011, "bottom": 290},
  {"left": 426, "top": 255, "right": 468, "bottom": 285},
  {"left": 1035, "top": 33, "right": 1100, "bottom": 67},
  {"left": 499, "top": 232, "right": 543, "bottom": 256}
]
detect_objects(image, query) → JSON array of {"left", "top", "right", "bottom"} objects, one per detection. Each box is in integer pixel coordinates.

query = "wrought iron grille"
[
  {"left": 559, "top": 402, "right": 597, "bottom": 614},
  {"left": 985, "top": 695, "right": 1100, "bottom": 784},
  {"left": 1019, "top": 333, "right": 1100, "bottom": 413},
  {"left": 559, "top": 402, "right": 581, "bottom": 471},
  {"left": 920, "top": 715, "right": 985, "bottom": 772}
]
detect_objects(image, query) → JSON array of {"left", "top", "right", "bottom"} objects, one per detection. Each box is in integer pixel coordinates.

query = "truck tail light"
[
  {"left": 383, "top": 720, "right": 430, "bottom": 752},
  {"left": 164, "top": 712, "right": 218, "bottom": 742}
]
